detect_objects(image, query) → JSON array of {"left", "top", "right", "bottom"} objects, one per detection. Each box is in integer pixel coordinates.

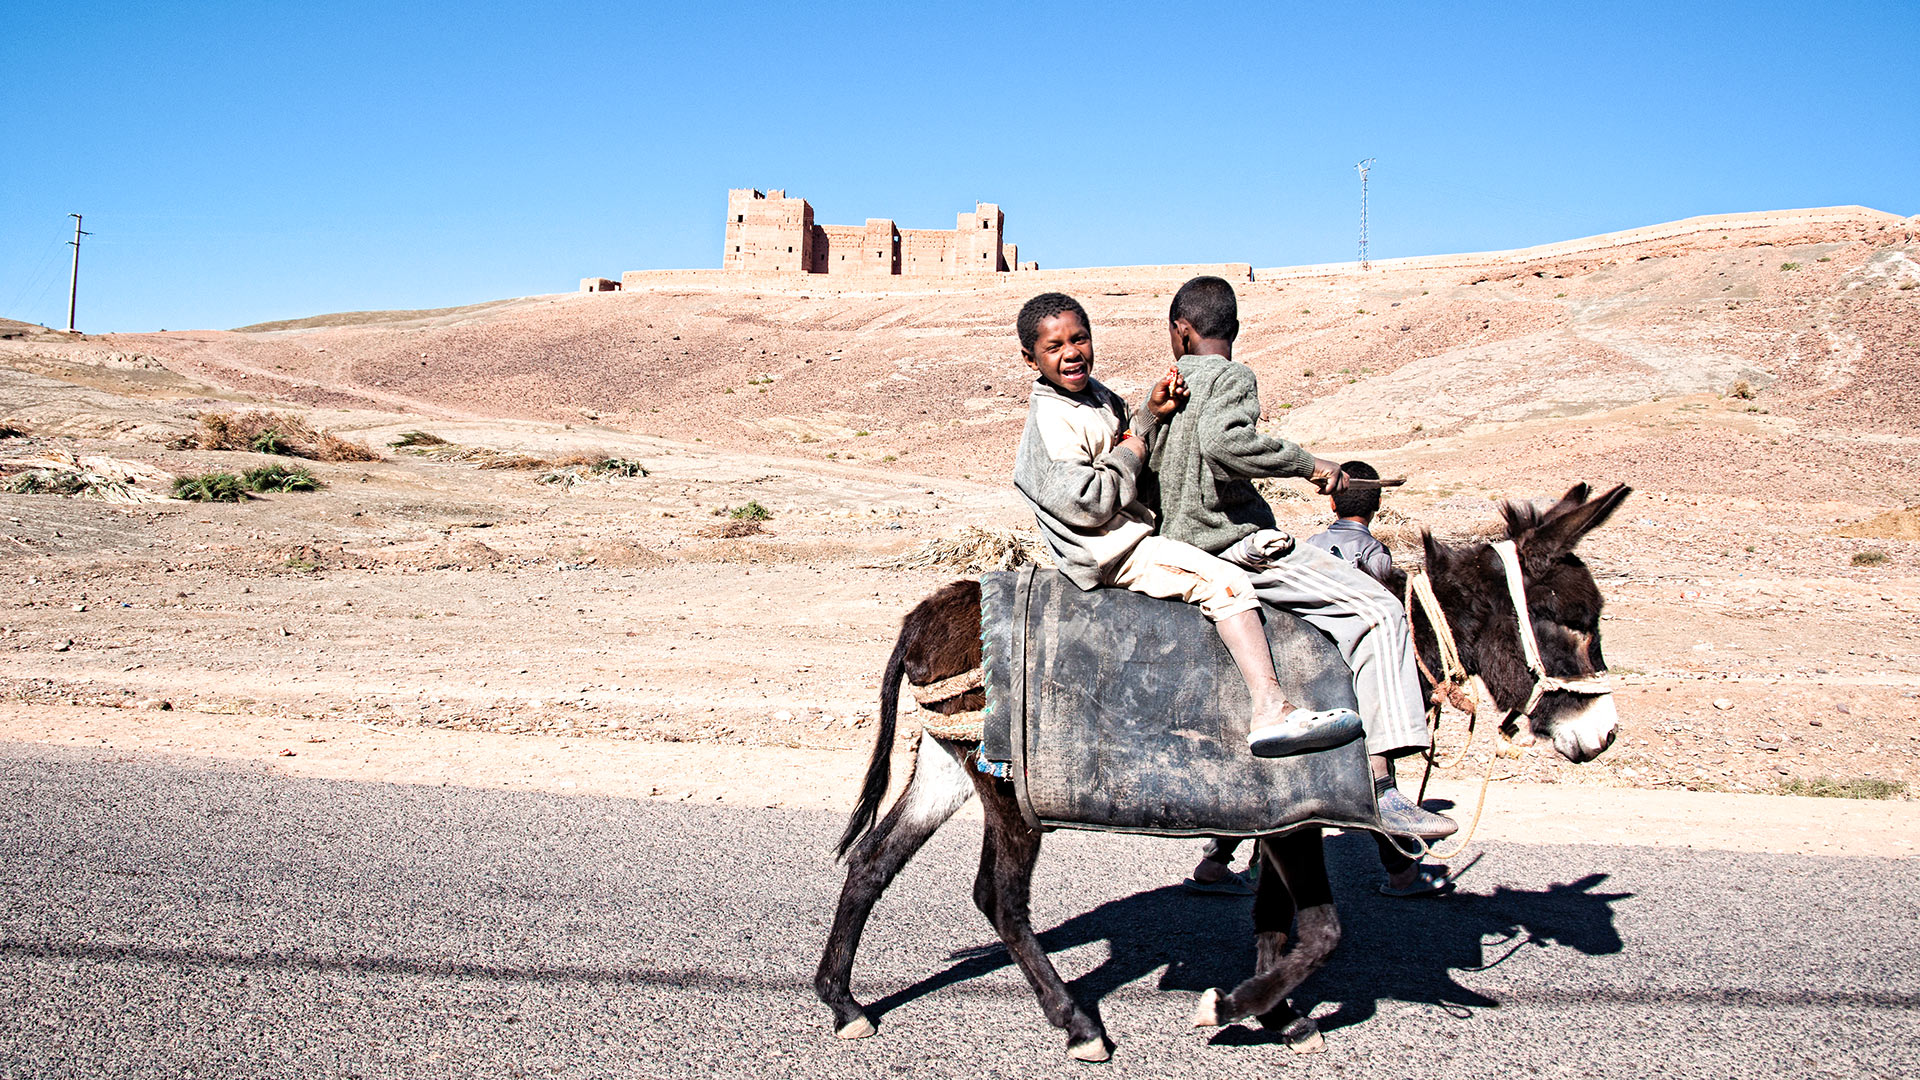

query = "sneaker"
[
  {"left": 1247, "top": 708, "right": 1363, "bottom": 757},
  {"left": 1376, "top": 786, "right": 1458, "bottom": 840}
]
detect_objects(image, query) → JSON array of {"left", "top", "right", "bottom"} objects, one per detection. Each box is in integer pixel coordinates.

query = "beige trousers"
[{"left": 1107, "top": 535, "right": 1263, "bottom": 622}]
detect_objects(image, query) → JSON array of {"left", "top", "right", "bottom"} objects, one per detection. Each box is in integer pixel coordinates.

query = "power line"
[
  {"left": 1355, "top": 158, "right": 1375, "bottom": 271},
  {"left": 66, "top": 213, "right": 91, "bottom": 333}
]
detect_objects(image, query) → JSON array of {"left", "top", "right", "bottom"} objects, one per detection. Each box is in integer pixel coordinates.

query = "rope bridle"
[{"left": 1401, "top": 538, "right": 1614, "bottom": 859}]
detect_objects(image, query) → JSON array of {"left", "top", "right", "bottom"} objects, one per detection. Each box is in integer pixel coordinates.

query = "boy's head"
[
  {"left": 1017, "top": 292, "right": 1094, "bottom": 394},
  {"left": 1331, "top": 460, "right": 1381, "bottom": 521},
  {"left": 1168, "top": 276, "right": 1239, "bottom": 357}
]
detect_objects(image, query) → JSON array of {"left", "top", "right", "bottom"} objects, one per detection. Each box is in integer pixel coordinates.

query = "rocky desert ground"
[{"left": 1, "top": 206, "right": 1916, "bottom": 823}]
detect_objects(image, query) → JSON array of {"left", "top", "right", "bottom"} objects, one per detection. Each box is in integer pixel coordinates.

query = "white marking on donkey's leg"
[
  {"left": 900, "top": 730, "right": 976, "bottom": 828},
  {"left": 1189, "top": 987, "right": 1223, "bottom": 1027}
]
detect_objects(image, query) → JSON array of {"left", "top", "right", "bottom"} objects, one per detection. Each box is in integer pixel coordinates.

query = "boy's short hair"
[
  {"left": 1016, "top": 293, "right": 1089, "bottom": 352},
  {"left": 1169, "top": 276, "right": 1239, "bottom": 340},
  {"left": 1332, "top": 460, "right": 1381, "bottom": 519}
]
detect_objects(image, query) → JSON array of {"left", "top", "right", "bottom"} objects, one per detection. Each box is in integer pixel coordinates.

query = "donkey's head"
[{"left": 1421, "top": 483, "right": 1631, "bottom": 763}]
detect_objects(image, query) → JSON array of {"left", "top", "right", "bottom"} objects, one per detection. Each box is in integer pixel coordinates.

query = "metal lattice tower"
[{"left": 1355, "top": 158, "right": 1375, "bottom": 271}]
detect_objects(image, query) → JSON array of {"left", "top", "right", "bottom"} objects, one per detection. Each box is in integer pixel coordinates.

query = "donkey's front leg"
[
  {"left": 815, "top": 735, "right": 975, "bottom": 1040},
  {"left": 1191, "top": 829, "right": 1339, "bottom": 1053},
  {"left": 975, "top": 779, "right": 1111, "bottom": 1062}
]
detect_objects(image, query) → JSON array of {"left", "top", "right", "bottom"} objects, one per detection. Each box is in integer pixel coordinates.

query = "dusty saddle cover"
[{"left": 980, "top": 567, "right": 1381, "bottom": 837}]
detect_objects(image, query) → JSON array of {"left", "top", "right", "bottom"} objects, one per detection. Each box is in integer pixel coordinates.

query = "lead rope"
[{"left": 1402, "top": 569, "right": 1501, "bottom": 863}]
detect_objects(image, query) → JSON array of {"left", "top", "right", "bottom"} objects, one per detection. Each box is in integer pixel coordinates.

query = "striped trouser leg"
[{"left": 1244, "top": 543, "right": 1428, "bottom": 757}]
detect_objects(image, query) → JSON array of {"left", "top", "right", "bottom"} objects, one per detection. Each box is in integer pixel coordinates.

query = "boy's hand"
[
  {"left": 1147, "top": 366, "right": 1188, "bottom": 419},
  {"left": 1310, "top": 457, "right": 1349, "bottom": 495}
]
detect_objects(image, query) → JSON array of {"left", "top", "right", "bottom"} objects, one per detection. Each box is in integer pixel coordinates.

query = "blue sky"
[{"left": 3, "top": 2, "right": 1914, "bottom": 332}]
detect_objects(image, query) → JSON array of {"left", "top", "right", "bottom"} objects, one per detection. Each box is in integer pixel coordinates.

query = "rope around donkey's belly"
[{"left": 911, "top": 666, "right": 985, "bottom": 741}]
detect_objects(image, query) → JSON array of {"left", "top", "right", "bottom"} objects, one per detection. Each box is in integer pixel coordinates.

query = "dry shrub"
[
  {"left": 316, "top": 432, "right": 379, "bottom": 462},
  {"left": 0, "top": 422, "right": 28, "bottom": 439},
  {"left": 869, "top": 526, "right": 1054, "bottom": 573},
  {"left": 700, "top": 519, "right": 765, "bottom": 538},
  {"left": 184, "top": 410, "right": 379, "bottom": 462},
  {"left": 389, "top": 431, "right": 447, "bottom": 448},
  {"left": 1727, "top": 379, "right": 1755, "bottom": 400},
  {"left": 3, "top": 469, "right": 89, "bottom": 495}
]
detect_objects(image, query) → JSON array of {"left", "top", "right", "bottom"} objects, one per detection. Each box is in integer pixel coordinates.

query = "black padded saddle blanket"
[{"left": 980, "top": 567, "right": 1380, "bottom": 838}]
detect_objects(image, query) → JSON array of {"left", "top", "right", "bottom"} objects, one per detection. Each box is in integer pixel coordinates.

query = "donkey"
[{"left": 815, "top": 483, "right": 1629, "bottom": 1061}]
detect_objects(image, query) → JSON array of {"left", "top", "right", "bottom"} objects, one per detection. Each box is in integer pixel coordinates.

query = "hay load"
[{"left": 869, "top": 526, "right": 1055, "bottom": 574}]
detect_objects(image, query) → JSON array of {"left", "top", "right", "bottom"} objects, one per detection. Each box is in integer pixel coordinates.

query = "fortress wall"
[
  {"left": 618, "top": 261, "right": 1255, "bottom": 294},
  {"left": 899, "top": 229, "right": 954, "bottom": 276},
  {"left": 812, "top": 225, "right": 866, "bottom": 275}
]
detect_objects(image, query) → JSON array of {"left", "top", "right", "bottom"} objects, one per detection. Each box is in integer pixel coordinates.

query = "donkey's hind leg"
[
  {"left": 972, "top": 777, "right": 1111, "bottom": 1062},
  {"left": 1191, "top": 828, "right": 1339, "bottom": 1052},
  {"left": 815, "top": 734, "right": 976, "bottom": 1040}
]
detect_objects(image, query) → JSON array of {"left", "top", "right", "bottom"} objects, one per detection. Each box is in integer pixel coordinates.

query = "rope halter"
[{"left": 1488, "top": 539, "right": 1613, "bottom": 725}]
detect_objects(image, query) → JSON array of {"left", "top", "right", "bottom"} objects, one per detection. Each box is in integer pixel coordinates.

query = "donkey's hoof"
[
  {"left": 1287, "top": 1030, "right": 1326, "bottom": 1054},
  {"left": 1190, "top": 987, "right": 1223, "bottom": 1027},
  {"left": 1279, "top": 1016, "right": 1325, "bottom": 1054},
  {"left": 835, "top": 1015, "right": 876, "bottom": 1040},
  {"left": 1067, "top": 1037, "right": 1111, "bottom": 1062}
]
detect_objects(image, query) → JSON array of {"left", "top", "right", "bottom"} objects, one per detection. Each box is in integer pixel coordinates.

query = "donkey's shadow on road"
[{"left": 863, "top": 831, "right": 1632, "bottom": 1042}]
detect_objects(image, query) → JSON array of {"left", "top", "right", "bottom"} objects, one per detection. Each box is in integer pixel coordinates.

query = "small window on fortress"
[
  {"left": 788, "top": 246, "right": 793, "bottom": 253},
  {"left": 734, "top": 245, "right": 741, "bottom": 252},
  {"left": 736, "top": 215, "right": 744, "bottom": 223},
  {"left": 981, "top": 220, "right": 989, "bottom": 229}
]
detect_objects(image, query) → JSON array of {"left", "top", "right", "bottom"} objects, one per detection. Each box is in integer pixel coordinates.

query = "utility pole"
[
  {"left": 65, "top": 213, "right": 90, "bottom": 333},
  {"left": 1355, "top": 159, "right": 1374, "bottom": 271}
]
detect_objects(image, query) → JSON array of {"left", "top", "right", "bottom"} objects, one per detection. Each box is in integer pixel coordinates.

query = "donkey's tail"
[{"left": 836, "top": 629, "right": 909, "bottom": 860}]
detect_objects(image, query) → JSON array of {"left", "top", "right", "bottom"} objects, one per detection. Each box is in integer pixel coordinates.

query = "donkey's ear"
[
  {"left": 1421, "top": 529, "right": 1449, "bottom": 572},
  {"left": 1528, "top": 483, "right": 1631, "bottom": 554}
]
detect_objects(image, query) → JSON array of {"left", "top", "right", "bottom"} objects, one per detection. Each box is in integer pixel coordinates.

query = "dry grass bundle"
[
  {"left": 700, "top": 519, "right": 765, "bottom": 539},
  {"left": 868, "top": 526, "right": 1054, "bottom": 573},
  {"left": 412, "top": 444, "right": 550, "bottom": 470},
  {"left": 1, "top": 453, "right": 171, "bottom": 503},
  {"left": 178, "top": 411, "right": 378, "bottom": 462},
  {"left": 2, "top": 469, "right": 89, "bottom": 495},
  {"left": 388, "top": 431, "right": 447, "bottom": 448},
  {"left": 0, "top": 422, "right": 28, "bottom": 439},
  {"left": 536, "top": 456, "right": 649, "bottom": 489}
]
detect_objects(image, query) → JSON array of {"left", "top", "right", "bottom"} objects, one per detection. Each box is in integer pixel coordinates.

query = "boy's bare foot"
[{"left": 1247, "top": 707, "right": 1363, "bottom": 757}]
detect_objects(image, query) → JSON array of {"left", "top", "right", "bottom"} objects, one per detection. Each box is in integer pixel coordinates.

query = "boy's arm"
[
  {"left": 1015, "top": 402, "right": 1146, "bottom": 530},
  {"left": 1196, "top": 363, "right": 1318, "bottom": 480}
]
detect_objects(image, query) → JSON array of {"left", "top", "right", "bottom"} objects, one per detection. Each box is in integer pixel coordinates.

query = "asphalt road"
[{"left": 2, "top": 744, "right": 1916, "bottom": 1080}]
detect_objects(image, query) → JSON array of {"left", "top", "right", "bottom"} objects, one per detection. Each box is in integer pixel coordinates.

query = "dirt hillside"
[{"left": 0, "top": 206, "right": 1914, "bottom": 806}]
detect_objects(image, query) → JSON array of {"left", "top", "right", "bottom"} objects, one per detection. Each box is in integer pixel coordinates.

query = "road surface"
[{"left": 2, "top": 743, "right": 1915, "bottom": 1078}]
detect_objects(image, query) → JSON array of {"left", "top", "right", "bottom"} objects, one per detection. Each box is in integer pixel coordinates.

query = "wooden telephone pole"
[{"left": 66, "top": 213, "right": 90, "bottom": 333}]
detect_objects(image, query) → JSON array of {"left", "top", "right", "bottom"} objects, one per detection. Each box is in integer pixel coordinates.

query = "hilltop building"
[{"left": 721, "top": 189, "right": 1033, "bottom": 276}]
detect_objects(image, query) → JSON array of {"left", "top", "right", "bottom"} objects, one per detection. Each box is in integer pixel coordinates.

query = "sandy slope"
[{"left": 0, "top": 208, "right": 1914, "bottom": 822}]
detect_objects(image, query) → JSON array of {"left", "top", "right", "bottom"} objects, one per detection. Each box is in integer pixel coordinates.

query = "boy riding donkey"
[
  {"left": 1010, "top": 287, "right": 1456, "bottom": 864},
  {"left": 1152, "top": 276, "right": 1454, "bottom": 896}
]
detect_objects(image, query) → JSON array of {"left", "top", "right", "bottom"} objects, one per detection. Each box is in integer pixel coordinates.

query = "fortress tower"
[{"left": 723, "top": 189, "right": 814, "bottom": 274}]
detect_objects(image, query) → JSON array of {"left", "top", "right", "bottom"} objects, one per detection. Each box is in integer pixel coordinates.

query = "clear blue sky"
[{"left": 3, "top": 2, "right": 1914, "bottom": 332}]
